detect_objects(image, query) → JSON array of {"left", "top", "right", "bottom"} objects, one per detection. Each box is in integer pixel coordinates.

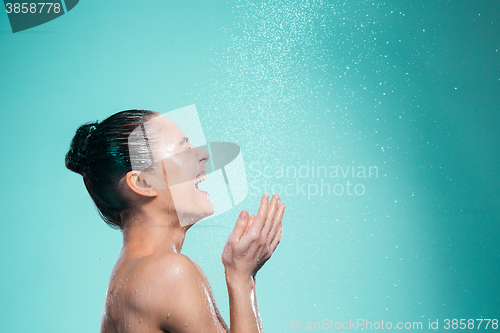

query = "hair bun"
[{"left": 65, "top": 121, "right": 99, "bottom": 175}]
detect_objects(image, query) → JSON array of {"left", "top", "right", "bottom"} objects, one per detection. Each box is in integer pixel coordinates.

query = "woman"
[{"left": 65, "top": 109, "right": 285, "bottom": 333}]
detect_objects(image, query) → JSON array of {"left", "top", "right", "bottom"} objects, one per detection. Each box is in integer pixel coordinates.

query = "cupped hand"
[{"left": 221, "top": 194, "right": 285, "bottom": 281}]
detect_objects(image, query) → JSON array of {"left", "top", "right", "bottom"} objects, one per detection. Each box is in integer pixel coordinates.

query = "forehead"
[
  {"left": 128, "top": 114, "right": 187, "bottom": 170},
  {"left": 144, "top": 115, "right": 189, "bottom": 163},
  {"left": 146, "top": 115, "right": 185, "bottom": 145}
]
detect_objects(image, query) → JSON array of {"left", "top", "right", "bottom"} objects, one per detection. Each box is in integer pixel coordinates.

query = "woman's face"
[{"left": 145, "top": 115, "right": 213, "bottom": 226}]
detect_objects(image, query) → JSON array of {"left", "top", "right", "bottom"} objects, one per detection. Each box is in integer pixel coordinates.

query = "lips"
[
  {"left": 195, "top": 168, "right": 207, "bottom": 189},
  {"left": 196, "top": 168, "right": 207, "bottom": 178}
]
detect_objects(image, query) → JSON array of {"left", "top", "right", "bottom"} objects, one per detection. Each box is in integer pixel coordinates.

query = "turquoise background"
[{"left": 0, "top": 0, "right": 498, "bottom": 332}]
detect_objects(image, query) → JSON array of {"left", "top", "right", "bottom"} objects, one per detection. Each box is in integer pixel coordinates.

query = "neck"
[{"left": 120, "top": 206, "right": 190, "bottom": 257}]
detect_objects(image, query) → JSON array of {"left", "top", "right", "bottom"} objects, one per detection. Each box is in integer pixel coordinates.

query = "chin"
[
  {"left": 195, "top": 187, "right": 214, "bottom": 215},
  {"left": 204, "top": 203, "right": 215, "bottom": 218},
  {"left": 176, "top": 176, "right": 213, "bottom": 226},
  {"left": 196, "top": 201, "right": 215, "bottom": 221},
  {"left": 176, "top": 200, "right": 214, "bottom": 227}
]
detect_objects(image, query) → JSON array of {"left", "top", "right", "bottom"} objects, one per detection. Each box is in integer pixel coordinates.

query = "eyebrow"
[{"left": 179, "top": 137, "right": 189, "bottom": 146}]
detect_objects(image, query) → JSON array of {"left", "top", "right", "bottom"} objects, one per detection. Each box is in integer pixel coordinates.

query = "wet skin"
[{"left": 100, "top": 115, "right": 285, "bottom": 333}]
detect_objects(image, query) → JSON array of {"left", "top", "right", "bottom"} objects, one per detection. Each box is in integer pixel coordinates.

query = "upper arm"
[{"left": 146, "top": 253, "right": 228, "bottom": 333}]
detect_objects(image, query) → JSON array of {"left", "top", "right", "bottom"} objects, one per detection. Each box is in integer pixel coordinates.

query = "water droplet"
[
  {"left": 135, "top": 289, "right": 138, "bottom": 293},
  {"left": 167, "top": 313, "right": 171, "bottom": 318}
]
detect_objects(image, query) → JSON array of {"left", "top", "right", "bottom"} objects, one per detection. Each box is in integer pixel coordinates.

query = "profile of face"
[{"left": 129, "top": 114, "right": 214, "bottom": 226}]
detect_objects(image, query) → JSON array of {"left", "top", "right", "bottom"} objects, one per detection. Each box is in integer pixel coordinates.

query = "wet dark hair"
[{"left": 65, "top": 110, "right": 159, "bottom": 229}]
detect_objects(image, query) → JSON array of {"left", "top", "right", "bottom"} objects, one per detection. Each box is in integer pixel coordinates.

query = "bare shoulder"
[
  {"left": 103, "top": 252, "right": 225, "bottom": 332},
  {"left": 131, "top": 252, "right": 225, "bottom": 332},
  {"left": 145, "top": 252, "right": 200, "bottom": 277},
  {"left": 125, "top": 252, "right": 204, "bottom": 306}
]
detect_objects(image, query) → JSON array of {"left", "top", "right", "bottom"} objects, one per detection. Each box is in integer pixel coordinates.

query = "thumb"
[
  {"left": 244, "top": 215, "right": 256, "bottom": 234},
  {"left": 230, "top": 210, "right": 249, "bottom": 242}
]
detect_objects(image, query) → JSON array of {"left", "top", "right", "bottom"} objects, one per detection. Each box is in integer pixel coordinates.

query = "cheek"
[
  {"left": 163, "top": 153, "right": 198, "bottom": 185},
  {"left": 162, "top": 163, "right": 186, "bottom": 186}
]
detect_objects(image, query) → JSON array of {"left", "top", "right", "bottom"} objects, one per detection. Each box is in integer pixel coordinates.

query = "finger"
[
  {"left": 229, "top": 210, "right": 249, "bottom": 242},
  {"left": 267, "top": 225, "right": 283, "bottom": 258},
  {"left": 243, "top": 215, "right": 255, "bottom": 234},
  {"left": 250, "top": 193, "right": 269, "bottom": 233},
  {"left": 267, "top": 204, "right": 285, "bottom": 244},
  {"left": 262, "top": 194, "right": 280, "bottom": 237}
]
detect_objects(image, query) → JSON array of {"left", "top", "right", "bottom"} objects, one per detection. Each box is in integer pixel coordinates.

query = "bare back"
[{"left": 100, "top": 253, "right": 227, "bottom": 333}]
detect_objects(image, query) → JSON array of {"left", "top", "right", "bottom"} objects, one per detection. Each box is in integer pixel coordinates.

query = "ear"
[{"left": 124, "top": 171, "right": 159, "bottom": 197}]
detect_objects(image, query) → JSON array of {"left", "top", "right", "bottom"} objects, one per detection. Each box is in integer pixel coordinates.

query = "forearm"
[
  {"left": 251, "top": 279, "right": 263, "bottom": 332},
  {"left": 226, "top": 275, "right": 262, "bottom": 333}
]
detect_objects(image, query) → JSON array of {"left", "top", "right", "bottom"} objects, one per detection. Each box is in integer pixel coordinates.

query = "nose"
[{"left": 196, "top": 146, "right": 210, "bottom": 166}]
